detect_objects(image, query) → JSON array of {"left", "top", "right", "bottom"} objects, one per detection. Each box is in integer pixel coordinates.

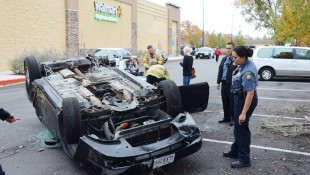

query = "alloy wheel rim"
[{"left": 262, "top": 70, "right": 271, "bottom": 80}]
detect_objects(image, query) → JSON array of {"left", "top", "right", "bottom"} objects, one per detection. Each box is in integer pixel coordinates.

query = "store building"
[{"left": 0, "top": 0, "right": 180, "bottom": 71}]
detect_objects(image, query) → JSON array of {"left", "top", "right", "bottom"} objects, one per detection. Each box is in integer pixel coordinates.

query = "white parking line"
[
  {"left": 260, "top": 82, "right": 310, "bottom": 85},
  {"left": 202, "top": 138, "right": 310, "bottom": 156},
  {"left": 210, "top": 111, "right": 307, "bottom": 121},
  {"left": 258, "top": 97, "right": 310, "bottom": 102},
  {"left": 258, "top": 88, "right": 310, "bottom": 92},
  {"left": 252, "top": 113, "right": 307, "bottom": 120},
  {"left": 210, "top": 95, "right": 310, "bottom": 102}
]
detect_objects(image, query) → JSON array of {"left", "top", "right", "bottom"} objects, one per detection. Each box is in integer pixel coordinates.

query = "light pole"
[
  {"left": 230, "top": 13, "right": 233, "bottom": 42},
  {"left": 202, "top": 0, "right": 205, "bottom": 47}
]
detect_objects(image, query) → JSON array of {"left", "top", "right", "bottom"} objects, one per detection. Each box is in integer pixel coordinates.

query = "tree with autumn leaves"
[
  {"left": 234, "top": 0, "right": 310, "bottom": 46},
  {"left": 181, "top": 20, "right": 246, "bottom": 48},
  {"left": 275, "top": 0, "right": 310, "bottom": 46},
  {"left": 181, "top": 20, "right": 203, "bottom": 47}
]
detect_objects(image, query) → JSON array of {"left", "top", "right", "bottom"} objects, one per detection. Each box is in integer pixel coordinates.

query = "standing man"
[
  {"left": 214, "top": 47, "right": 221, "bottom": 62},
  {"left": 143, "top": 45, "right": 163, "bottom": 72},
  {"left": 223, "top": 45, "right": 258, "bottom": 168},
  {"left": 0, "top": 108, "right": 19, "bottom": 175},
  {"left": 216, "top": 42, "right": 236, "bottom": 125}
]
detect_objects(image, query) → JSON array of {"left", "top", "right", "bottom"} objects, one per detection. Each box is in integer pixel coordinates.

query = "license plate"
[{"left": 153, "top": 154, "right": 175, "bottom": 169}]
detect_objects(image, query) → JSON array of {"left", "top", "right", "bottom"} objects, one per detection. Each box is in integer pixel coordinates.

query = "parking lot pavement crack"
[
  {"left": 0, "top": 139, "right": 50, "bottom": 159},
  {"left": 0, "top": 145, "right": 29, "bottom": 159}
]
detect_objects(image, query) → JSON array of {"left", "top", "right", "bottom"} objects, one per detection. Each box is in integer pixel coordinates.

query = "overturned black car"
[{"left": 24, "top": 56, "right": 209, "bottom": 175}]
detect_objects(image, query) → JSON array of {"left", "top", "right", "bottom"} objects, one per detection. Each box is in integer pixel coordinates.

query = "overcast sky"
[{"left": 148, "top": 0, "right": 269, "bottom": 38}]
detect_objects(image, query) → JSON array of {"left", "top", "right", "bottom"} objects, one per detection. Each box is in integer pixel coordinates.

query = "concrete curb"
[
  {"left": 0, "top": 76, "right": 25, "bottom": 86},
  {"left": 167, "top": 57, "right": 183, "bottom": 62}
]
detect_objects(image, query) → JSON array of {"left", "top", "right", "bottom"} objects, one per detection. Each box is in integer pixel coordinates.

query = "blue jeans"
[{"left": 183, "top": 76, "right": 190, "bottom": 85}]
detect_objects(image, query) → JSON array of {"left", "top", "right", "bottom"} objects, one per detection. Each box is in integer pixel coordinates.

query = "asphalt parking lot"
[{"left": 0, "top": 57, "right": 309, "bottom": 175}]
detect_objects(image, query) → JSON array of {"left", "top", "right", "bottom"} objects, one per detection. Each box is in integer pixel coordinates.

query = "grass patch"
[
  {"left": 9, "top": 49, "right": 65, "bottom": 74},
  {"left": 261, "top": 104, "right": 310, "bottom": 137}
]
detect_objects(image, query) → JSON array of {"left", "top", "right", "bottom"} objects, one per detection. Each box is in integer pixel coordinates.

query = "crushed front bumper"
[{"left": 74, "top": 113, "right": 202, "bottom": 175}]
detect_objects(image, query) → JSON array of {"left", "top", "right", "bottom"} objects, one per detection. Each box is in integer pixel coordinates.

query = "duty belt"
[{"left": 233, "top": 91, "right": 257, "bottom": 99}]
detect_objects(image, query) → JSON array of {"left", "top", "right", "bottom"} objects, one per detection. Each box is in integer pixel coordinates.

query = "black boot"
[
  {"left": 218, "top": 118, "right": 230, "bottom": 123},
  {"left": 223, "top": 151, "right": 237, "bottom": 159},
  {"left": 231, "top": 160, "right": 251, "bottom": 168}
]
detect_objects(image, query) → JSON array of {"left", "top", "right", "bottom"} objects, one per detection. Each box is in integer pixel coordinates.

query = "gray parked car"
[{"left": 90, "top": 48, "right": 132, "bottom": 66}]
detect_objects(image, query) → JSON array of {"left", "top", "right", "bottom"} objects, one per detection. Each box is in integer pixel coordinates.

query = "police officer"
[
  {"left": 217, "top": 42, "right": 237, "bottom": 125},
  {"left": 146, "top": 64, "right": 170, "bottom": 85},
  {"left": 0, "top": 108, "right": 19, "bottom": 175},
  {"left": 222, "top": 46, "right": 258, "bottom": 168},
  {"left": 143, "top": 45, "right": 164, "bottom": 72}
]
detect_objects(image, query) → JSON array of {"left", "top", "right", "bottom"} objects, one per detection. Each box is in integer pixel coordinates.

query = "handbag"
[{"left": 191, "top": 67, "right": 196, "bottom": 79}]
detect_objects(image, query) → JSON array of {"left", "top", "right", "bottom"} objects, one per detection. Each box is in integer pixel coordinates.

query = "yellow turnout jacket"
[
  {"left": 143, "top": 53, "right": 163, "bottom": 67},
  {"left": 146, "top": 64, "right": 170, "bottom": 80}
]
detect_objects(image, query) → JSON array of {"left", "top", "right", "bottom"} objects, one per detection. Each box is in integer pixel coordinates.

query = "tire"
[
  {"left": 24, "top": 56, "right": 41, "bottom": 100},
  {"left": 59, "top": 97, "right": 81, "bottom": 158},
  {"left": 59, "top": 97, "right": 81, "bottom": 144},
  {"left": 157, "top": 80, "right": 182, "bottom": 117},
  {"left": 260, "top": 67, "right": 274, "bottom": 81}
]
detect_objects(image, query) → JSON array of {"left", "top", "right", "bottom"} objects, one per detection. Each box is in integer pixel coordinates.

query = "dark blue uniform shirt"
[
  {"left": 221, "top": 56, "right": 232, "bottom": 81},
  {"left": 232, "top": 60, "right": 258, "bottom": 93}
]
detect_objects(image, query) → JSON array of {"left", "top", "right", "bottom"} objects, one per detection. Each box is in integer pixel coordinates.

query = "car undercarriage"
[{"left": 24, "top": 56, "right": 209, "bottom": 174}]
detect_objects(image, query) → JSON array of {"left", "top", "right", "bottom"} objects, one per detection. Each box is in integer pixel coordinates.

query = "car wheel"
[
  {"left": 260, "top": 67, "right": 274, "bottom": 81},
  {"left": 59, "top": 97, "right": 81, "bottom": 158},
  {"left": 24, "top": 56, "right": 41, "bottom": 101},
  {"left": 157, "top": 80, "right": 182, "bottom": 117}
]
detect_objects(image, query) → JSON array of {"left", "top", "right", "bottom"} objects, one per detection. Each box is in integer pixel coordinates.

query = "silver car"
[{"left": 195, "top": 47, "right": 214, "bottom": 59}]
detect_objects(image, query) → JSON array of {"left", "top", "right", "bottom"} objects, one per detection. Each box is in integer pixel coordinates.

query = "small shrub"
[
  {"left": 8, "top": 56, "right": 24, "bottom": 75},
  {"left": 9, "top": 49, "right": 65, "bottom": 75}
]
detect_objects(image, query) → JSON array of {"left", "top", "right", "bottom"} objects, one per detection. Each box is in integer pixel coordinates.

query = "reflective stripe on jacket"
[
  {"left": 146, "top": 64, "right": 170, "bottom": 80},
  {"left": 143, "top": 53, "right": 163, "bottom": 67}
]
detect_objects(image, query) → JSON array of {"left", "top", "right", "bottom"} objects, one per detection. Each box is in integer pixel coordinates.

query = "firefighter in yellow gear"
[
  {"left": 146, "top": 64, "right": 170, "bottom": 85},
  {"left": 143, "top": 45, "right": 164, "bottom": 71}
]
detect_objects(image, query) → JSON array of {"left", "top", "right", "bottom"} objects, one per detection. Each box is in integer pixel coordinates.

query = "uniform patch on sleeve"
[{"left": 245, "top": 72, "right": 252, "bottom": 80}]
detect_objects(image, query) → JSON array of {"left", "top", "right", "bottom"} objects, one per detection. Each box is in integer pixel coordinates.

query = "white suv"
[{"left": 251, "top": 46, "right": 310, "bottom": 80}]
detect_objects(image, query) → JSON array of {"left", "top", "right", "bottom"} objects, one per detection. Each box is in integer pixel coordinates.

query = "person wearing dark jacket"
[
  {"left": 216, "top": 42, "right": 237, "bottom": 125},
  {"left": 180, "top": 46, "right": 194, "bottom": 85},
  {"left": 0, "top": 108, "right": 18, "bottom": 175}
]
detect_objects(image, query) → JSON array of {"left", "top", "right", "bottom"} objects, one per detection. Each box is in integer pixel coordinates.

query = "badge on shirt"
[{"left": 245, "top": 72, "right": 252, "bottom": 80}]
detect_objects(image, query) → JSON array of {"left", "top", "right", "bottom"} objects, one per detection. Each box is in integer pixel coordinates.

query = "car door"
[
  {"left": 293, "top": 48, "right": 310, "bottom": 76},
  {"left": 272, "top": 48, "right": 295, "bottom": 76}
]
